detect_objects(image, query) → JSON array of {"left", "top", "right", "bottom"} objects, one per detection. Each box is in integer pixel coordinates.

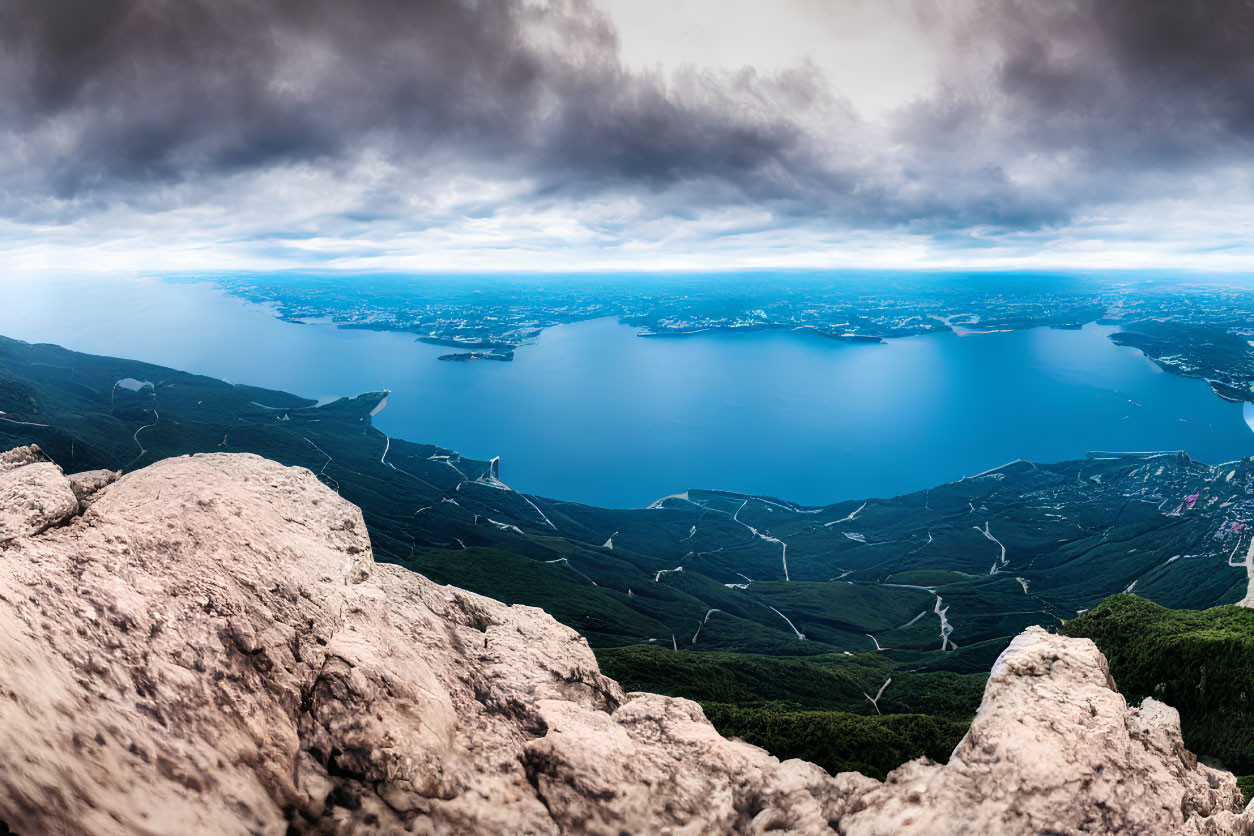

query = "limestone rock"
[
  {"left": 0, "top": 452, "right": 828, "bottom": 834},
  {"left": 67, "top": 468, "right": 120, "bottom": 508},
  {"left": 0, "top": 444, "right": 79, "bottom": 542},
  {"left": 0, "top": 445, "right": 44, "bottom": 474},
  {"left": 0, "top": 450, "right": 1251, "bottom": 834},
  {"left": 834, "top": 626, "right": 1251, "bottom": 834}
]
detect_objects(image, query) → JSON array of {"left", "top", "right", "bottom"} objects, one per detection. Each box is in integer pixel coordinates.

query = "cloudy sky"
[{"left": 3, "top": 0, "right": 1254, "bottom": 273}]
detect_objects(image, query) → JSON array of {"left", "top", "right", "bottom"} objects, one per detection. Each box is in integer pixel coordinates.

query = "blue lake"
[{"left": 1, "top": 276, "right": 1252, "bottom": 507}]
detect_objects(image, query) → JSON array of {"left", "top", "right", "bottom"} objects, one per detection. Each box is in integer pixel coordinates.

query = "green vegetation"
[
  {"left": 1238, "top": 776, "right": 1254, "bottom": 806},
  {"left": 884, "top": 569, "right": 972, "bottom": 586},
  {"left": 597, "top": 644, "right": 985, "bottom": 779},
  {"left": 704, "top": 704, "right": 970, "bottom": 780},
  {"left": 416, "top": 547, "right": 672, "bottom": 641},
  {"left": 596, "top": 645, "right": 986, "bottom": 718},
  {"left": 1062, "top": 594, "right": 1254, "bottom": 773}
]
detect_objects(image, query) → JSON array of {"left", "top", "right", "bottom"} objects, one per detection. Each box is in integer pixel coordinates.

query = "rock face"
[
  {"left": 0, "top": 449, "right": 1251, "bottom": 834},
  {"left": 834, "top": 627, "right": 1254, "bottom": 835}
]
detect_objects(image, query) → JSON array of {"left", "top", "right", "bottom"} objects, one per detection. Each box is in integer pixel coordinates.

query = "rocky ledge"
[{"left": 0, "top": 446, "right": 1251, "bottom": 834}]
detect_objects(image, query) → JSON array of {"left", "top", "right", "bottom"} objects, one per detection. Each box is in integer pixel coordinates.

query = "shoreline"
[{"left": 194, "top": 272, "right": 1252, "bottom": 409}]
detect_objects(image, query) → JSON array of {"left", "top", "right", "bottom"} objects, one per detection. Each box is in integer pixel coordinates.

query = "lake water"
[{"left": 2, "top": 275, "right": 1251, "bottom": 507}]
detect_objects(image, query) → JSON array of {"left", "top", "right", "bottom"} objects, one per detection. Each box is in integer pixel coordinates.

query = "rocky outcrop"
[
  {"left": 66, "top": 467, "right": 120, "bottom": 507},
  {"left": 0, "top": 450, "right": 1251, "bottom": 834},
  {"left": 833, "top": 627, "right": 1254, "bottom": 835},
  {"left": 0, "top": 445, "right": 80, "bottom": 543}
]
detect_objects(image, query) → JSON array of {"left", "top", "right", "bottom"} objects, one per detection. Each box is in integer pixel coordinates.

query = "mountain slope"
[{"left": 4, "top": 333, "right": 1251, "bottom": 666}]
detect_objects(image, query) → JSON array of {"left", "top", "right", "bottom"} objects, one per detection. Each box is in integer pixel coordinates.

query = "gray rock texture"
[{"left": 0, "top": 450, "right": 1250, "bottom": 834}]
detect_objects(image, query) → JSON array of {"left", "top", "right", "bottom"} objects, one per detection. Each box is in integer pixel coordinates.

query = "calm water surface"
[{"left": 1, "top": 276, "right": 1251, "bottom": 507}]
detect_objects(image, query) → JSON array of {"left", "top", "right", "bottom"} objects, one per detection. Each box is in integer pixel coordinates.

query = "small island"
[{"left": 438, "top": 348, "right": 515, "bottom": 362}]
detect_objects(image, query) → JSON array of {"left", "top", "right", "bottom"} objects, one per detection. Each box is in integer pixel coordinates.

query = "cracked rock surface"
[{"left": 0, "top": 450, "right": 1252, "bottom": 834}]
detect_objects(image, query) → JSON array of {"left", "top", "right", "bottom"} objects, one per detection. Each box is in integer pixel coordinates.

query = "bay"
[{"left": 1, "top": 275, "right": 1250, "bottom": 507}]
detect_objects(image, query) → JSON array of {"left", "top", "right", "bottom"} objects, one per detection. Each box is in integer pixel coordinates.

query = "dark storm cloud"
[
  {"left": 897, "top": 0, "right": 1254, "bottom": 219},
  {"left": 2, "top": 0, "right": 1254, "bottom": 236},
  {"left": 987, "top": 0, "right": 1254, "bottom": 158},
  {"left": 0, "top": 0, "right": 861, "bottom": 214}
]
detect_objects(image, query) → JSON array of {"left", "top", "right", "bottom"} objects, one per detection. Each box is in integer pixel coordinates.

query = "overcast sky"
[{"left": 3, "top": 0, "right": 1254, "bottom": 273}]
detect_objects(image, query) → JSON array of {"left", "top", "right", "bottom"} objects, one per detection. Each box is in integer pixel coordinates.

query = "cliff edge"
[{"left": 0, "top": 446, "right": 1250, "bottom": 834}]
